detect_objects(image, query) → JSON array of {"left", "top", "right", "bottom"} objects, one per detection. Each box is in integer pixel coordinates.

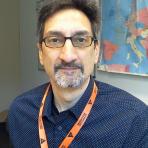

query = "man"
[{"left": 8, "top": 0, "right": 148, "bottom": 147}]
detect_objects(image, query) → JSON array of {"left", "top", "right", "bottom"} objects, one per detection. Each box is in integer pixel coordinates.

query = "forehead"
[{"left": 43, "top": 8, "right": 92, "bottom": 37}]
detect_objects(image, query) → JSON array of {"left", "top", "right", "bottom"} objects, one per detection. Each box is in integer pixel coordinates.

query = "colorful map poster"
[{"left": 99, "top": 0, "right": 148, "bottom": 76}]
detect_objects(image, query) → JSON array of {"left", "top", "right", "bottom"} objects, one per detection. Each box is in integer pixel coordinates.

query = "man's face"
[{"left": 39, "top": 8, "right": 99, "bottom": 88}]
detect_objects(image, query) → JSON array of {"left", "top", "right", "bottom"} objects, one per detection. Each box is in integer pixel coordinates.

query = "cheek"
[
  {"left": 42, "top": 51, "right": 59, "bottom": 73},
  {"left": 80, "top": 49, "right": 96, "bottom": 72}
]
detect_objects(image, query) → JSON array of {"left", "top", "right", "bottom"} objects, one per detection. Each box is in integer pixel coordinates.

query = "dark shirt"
[
  {"left": 8, "top": 78, "right": 148, "bottom": 148},
  {"left": 0, "top": 122, "right": 11, "bottom": 148}
]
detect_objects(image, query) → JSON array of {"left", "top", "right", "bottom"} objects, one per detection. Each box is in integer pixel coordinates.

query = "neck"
[{"left": 51, "top": 77, "right": 90, "bottom": 112}]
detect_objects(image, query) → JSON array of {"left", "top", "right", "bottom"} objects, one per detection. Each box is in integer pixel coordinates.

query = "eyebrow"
[
  {"left": 45, "top": 31, "right": 63, "bottom": 37},
  {"left": 73, "top": 31, "right": 91, "bottom": 36},
  {"left": 44, "top": 30, "right": 92, "bottom": 37}
]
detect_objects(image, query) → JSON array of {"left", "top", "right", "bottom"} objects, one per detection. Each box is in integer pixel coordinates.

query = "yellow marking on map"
[
  {"left": 127, "top": 53, "right": 130, "bottom": 60},
  {"left": 127, "top": 36, "right": 144, "bottom": 62}
]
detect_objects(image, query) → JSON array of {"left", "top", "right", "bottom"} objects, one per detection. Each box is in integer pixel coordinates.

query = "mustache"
[{"left": 54, "top": 61, "right": 84, "bottom": 73}]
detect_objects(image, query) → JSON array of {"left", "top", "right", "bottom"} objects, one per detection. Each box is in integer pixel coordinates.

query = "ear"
[
  {"left": 37, "top": 43, "right": 44, "bottom": 66},
  {"left": 94, "top": 41, "right": 100, "bottom": 64}
]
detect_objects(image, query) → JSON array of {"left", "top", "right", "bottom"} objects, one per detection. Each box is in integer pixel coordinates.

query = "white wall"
[
  {"left": 20, "top": 0, "right": 48, "bottom": 92},
  {"left": 0, "top": 0, "right": 20, "bottom": 112},
  {"left": 20, "top": 0, "right": 148, "bottom": 104},
  {"left": 96, "top": 71, "right": 148, "bottom": 104}
]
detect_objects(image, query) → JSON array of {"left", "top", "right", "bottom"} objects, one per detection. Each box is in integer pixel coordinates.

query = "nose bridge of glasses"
[
  {"left": 59, "top": 37, "right": 76, "bottom": 57},
  {"left": 59, "top": 36, "right": 78, "bottom": 61},
  {"left": 64, "top": 36, "right": 74, "bottom": 47},
  {"left": 64, "top": 37, "right": 73, "bottom": 45}
]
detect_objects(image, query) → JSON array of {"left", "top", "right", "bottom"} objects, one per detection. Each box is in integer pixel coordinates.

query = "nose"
[{"left": 59, "top": 39, "right": 78, "bottom": 63}]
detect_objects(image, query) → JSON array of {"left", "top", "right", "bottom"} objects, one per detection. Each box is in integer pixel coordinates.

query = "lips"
[
  {"left": 54, "top": 62, "right": 84, "bottom": 73},
  {"left": 59, "top": 67, "right": 81, "bottom": 73},
  {"left": 56, "top": 67, "right": 81, "bottom": 76},
  {"left": 60, "top": 67, "right": 79, "bottom": 70}
]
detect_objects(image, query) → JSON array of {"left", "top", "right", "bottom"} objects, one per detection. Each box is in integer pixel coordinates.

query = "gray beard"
[{"left": 55, "top": 70, "right": 86, "bottom": 88}]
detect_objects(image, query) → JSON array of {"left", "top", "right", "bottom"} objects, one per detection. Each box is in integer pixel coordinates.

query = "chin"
[{"left": 55, "top": 73, "right": 87, "bottom": 89}]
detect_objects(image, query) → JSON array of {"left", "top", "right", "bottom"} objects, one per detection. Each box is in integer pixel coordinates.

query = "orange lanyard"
[{"left": 38, "top": 82, "right": 98, "bottom": 148}]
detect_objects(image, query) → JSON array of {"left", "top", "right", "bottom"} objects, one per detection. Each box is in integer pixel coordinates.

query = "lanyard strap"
[{"left": 38, "top": 82, "right": 98, "bottom": 148}]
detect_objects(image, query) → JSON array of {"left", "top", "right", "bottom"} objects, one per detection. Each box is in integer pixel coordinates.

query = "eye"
[
  {"left": 76, "top": 37, "right": 87, "bottom": 43},
  {"left": 47, "top": 37, "right": 61, "bottom": 43}
]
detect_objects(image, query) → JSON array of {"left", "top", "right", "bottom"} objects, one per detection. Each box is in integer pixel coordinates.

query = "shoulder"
[
  {"left": 8, "top": 83, "right": 49, "bottom": 118},
  {"left": 94, "top": 80, "right": 148, "bottom": 145},
  {"left": 94, "top": 80, "right": 148, "bottom": 115},
  {"left": 7, "top": 83, "right": 49, "bottom": 147}
]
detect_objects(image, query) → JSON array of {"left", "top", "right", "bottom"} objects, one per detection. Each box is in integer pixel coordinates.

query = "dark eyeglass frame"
[{"left": 41, "top": 35, "right": 97, "bottom": 48}]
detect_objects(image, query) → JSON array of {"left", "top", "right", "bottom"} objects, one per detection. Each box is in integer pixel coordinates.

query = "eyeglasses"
[{"left": 41, "top": 35, "right": 97, "bottom": 48}]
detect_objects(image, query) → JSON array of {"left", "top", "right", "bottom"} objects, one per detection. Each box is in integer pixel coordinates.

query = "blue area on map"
[{"left": 100, "top": 0, "right": 148, "bottom": 75}]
